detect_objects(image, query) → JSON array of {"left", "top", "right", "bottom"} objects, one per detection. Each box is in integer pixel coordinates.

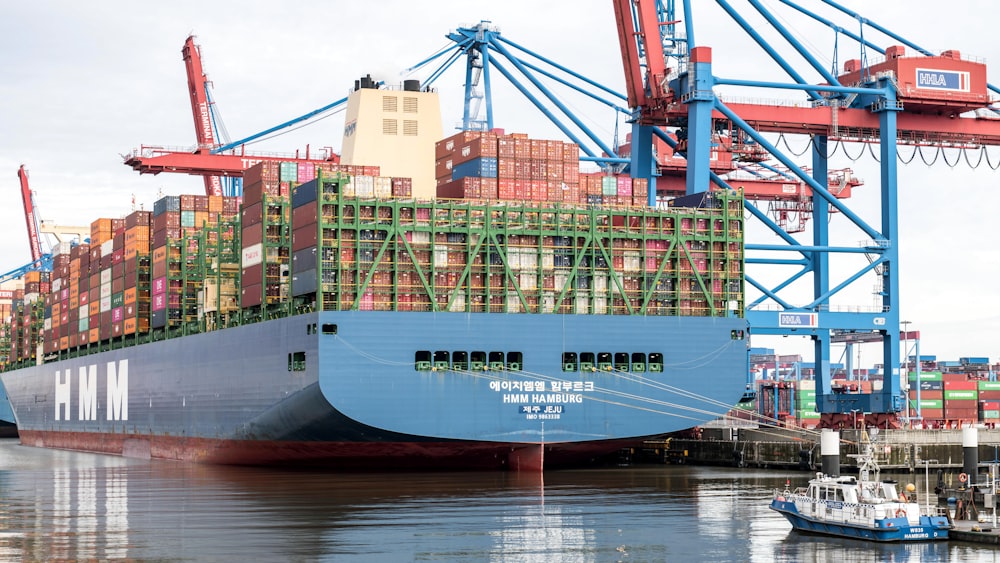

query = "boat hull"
[
  {"left": 2, "top": 311, "right": 748, "bottom": 469},
  {"left": 770, "top": 499, "right": 950, "bottom": 542}
]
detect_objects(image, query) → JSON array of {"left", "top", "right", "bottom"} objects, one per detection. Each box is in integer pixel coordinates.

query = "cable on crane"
[
  {"left": 775, "top": 132, "right": 812, "bottom": 157},
  {"left": 940, "top": 147, "right": 961, "bottom": 169},
  {"left": 866, "top": 142, "right": 880, "bottom": 163},
  {"left": 897, "top": 145, "right": 918, "bottom": 165},
  {"left": 917, "top": 145, "right": 940, "bottom": 167}
]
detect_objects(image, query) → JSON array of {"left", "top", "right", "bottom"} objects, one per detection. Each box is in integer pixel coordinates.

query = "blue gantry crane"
[{"left": 613, "top": 0, "right": 1000, "bottom": 427}]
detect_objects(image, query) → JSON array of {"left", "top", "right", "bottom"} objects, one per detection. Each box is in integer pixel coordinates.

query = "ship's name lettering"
[
  {"left": 490, "top": 380, "right": 594, "bottom": 393},
  {"left": 53, "top": 359, "right": 129, "bottom": 422},
  {"left": 502, "top": 393, "right": 583, "bottom": 404}
]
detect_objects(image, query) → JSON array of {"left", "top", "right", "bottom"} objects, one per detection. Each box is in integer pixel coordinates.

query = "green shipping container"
[
  {"left": 601, "top": 176, "right": 617, "bottom": 196},
  {"left": 944, "top": 390, "right": 977, "bottom": 401},
  {"left": 798, "top": 400, "right": 817, "bottom": 410},
  {"left": 909, "top": 399, "right": 943, "bottom": 409},
  {"left": 111, "top": 292, "right": 124, "bottom": 309},
  {"left": 908, "top": 371, "right": 943, "bottom": 381},
  {"left": 981, "top": 410, "right": 1000, "bottom": 419},
  {"left": 797, "top": 390, "right": 816, "bottom": 400},
  {"left": 181, "top": 210, "right": 196, "bottom": 228},
  {"left": 979, "top": 381, "right": 1000, "bottom": 392},
  {"left": 797, "top": 410, "right": 821, "bottom": 419},
  {"left": 279, "top": 162, "right": 298, "bottom": 182}
]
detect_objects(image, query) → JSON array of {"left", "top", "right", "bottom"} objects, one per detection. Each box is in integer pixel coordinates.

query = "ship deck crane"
[
  {"left": 613, "top": 0, "right": 1000, "bottom": 428},
  {"left": 182, "top": 36, "right": 224, "bottom": 197}
]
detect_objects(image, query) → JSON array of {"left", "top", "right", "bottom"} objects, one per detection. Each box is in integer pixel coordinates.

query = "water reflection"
[{"left": 0, "top": 440, "right": 998, "bottom": 561}]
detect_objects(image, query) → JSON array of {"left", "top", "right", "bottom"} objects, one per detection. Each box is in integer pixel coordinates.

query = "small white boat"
[{"left": 769, "top": 434, "right": 951, "bottom": 542}]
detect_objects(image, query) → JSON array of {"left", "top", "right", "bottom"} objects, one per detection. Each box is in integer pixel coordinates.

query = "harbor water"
[{"left": 0, "top": 438, "right": 994, "bottom": 561}]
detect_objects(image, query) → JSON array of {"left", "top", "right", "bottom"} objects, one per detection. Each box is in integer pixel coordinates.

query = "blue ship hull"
[
  {"left": 770, "top": 499, "right": 950, "bottom": 542},
  {"left": 2, "top": 311, "right": 748, "bottom": 469}
]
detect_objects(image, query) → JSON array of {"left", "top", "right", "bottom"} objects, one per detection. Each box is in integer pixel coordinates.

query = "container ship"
[{"left": 0, "top": 83, "right": 748, "bottom": 470}]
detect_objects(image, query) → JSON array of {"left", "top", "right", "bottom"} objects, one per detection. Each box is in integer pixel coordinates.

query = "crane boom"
[
  {"left": 182, "top": 35, "right": 224, "bottom": 197},
  {"left": 16, "top": 165, "right": 42, "bottom": 264}
]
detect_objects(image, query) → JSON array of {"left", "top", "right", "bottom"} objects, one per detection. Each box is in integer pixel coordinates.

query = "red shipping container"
[{"left": 944, "top": 380, "right": 978, "bottom": 390}]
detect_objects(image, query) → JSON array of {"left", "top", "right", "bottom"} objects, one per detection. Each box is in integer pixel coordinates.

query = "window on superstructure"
[
  {"left": 383, "top": 95, "right": 398, "bottom": 112},
  {"left": 322, "top": 324, "right": 338, "bottom": 335},
  {"left": 403, "top": 97, "right": 418, "bottom": 113},
  {"left": 383, "top": 119, "right": 398, "bottom": 135},
  {"left": 579, "top": 352, "right": 595, "bottom": 372},
  {"left": 403, "top": 120, "right": 418, "bottom": 136}
]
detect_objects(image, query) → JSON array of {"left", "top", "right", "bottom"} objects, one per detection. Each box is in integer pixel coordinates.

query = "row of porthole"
[
  {"left": 562, "top": 352, "right": 664, "bottom": 373},
  {"left": 415, "top": 351, "right": 524, "bottom": 372}
]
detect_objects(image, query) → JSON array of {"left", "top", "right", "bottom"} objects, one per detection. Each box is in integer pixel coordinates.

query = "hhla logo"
[{"left": 53, "top": 359, "right": 129, "bottom": 421}]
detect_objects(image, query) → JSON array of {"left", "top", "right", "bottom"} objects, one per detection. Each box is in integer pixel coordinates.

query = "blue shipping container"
[{"left": 451, "top": 157, "right": 498, "bottom": 180}]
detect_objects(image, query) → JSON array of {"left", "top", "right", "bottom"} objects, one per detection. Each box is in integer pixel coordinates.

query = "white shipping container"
[
  {"left": 518, "top": 273, "right": 537, "bottom": 291},
  {"left": 541, "top": 292, "right": 555, "bottom": 313},
  {"left": 100, "top": 269, "right": 112, "bottom": 285},
  {"left": 554, "top": 274, "right": 569, "bottom": 292},
  {"left": 52, "top": 278, "right": 62, "bottom": 292},
  {"left": 593, "top": 297, "right": 608, "bottom": 315},
  {"left": 574, "top": 296, "right": 590, "bottom": 313},
  {"left": 594, "top": 275, "right": 608, "bottom": 292},
  {"left": 242, "top": 243, "right": 263, "bottom": 268},
  {"left": 374, "top": 176, "right": 392, "bottom": 198},
  {"left": 410, "top": 231, "right": 430, "bottom": 244},
  {"left": 43, "top": 318, "right": 52, "bottom": 331},
  {"left": 433, "top": 248, "right": 449, "bottom": 268},
  {"left": 354, "top": 175, "right": 375, "bottom": 197},
  {"left": 624, "top": 251, "right": 642, "bottom": 272},
  {"left": 448, "top": 293, "right": 466, "bottom": 312},
  {"left": 79, "top": 303, "right": 89, "bottom": 317},
  {"left": 100, "top": 282, "right": 112, "bottom": 300},
  {"left": 342, "top": 178, "right": 356, "bottom": 197},
  {"left": 100, "top": 295, "right": 112, "bottom": 313},
  {"left": 506, "top": 292, "right": 524, "bottom": 313},
  {"left": 541, "top": 249, "right": 554, "bottom": 270},
  {"left": 101, "top": 239, "right": 114, "bottom": 257},
  {"left": 53, "top": 241, "right": 73, "bottom": 256}
]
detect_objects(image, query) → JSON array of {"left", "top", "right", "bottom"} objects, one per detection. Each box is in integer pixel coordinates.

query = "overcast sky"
[{"left": 1, "top": 1, "right": 998, "bottom": 366}]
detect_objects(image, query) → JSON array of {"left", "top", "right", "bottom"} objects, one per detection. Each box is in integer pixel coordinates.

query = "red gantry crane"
[
  {"left": 182, "top": 36, "right": 224, "bottom": 197},
  {"left": 16, "top": 165, "right": 43, "bottom": 266},
  {"left": 124, "top": 36, "right": 342, "bottom": 190}
]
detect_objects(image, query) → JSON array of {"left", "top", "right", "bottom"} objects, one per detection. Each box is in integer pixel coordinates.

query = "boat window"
[
  {"left": 579, "top": 352, "right": 595, "bottom": 372},
  {"left": 414, "top": 350, "right": 432, "bottom": 371},
  {"left": 614, "top": 352, "right": 629, "bottom": 372},
  {"left": 470, "top": 351, "right": 486, "bottom": 370},
  {"left": 649, "top": 353, "right": 664, "bottom": 373},
  {"left": 322, "top": 323, "right": 338, "bottom": 335},
  {"left": 597, "top": 352, "right": 613, "bottom": 371},
  {"left": 506, "top": 352, "right": 522, "bottom": 371},
  {"left": 433, "top": 351, "right": 450, "bottom": 370},
  {"left": 631, "top": 353, "right": 647, "bottom": 372},
  {"left": 452, "top": 351, "right": 469, "bottom": 371},
  {"left": 288, "top": 351, "right": 306, "bottom": 372},
  {"left": 488, "top": 351, "right": 505, "bottom": 371},
  {"left": 562, "top": 352, "right": 578, "bottom": 372}
]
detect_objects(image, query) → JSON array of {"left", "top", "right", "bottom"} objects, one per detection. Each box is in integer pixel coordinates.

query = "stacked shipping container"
[
  {"left": 434, "top": 131, "right": 651, "bottom": 207},
  {"left": 3, "top": 159, "right": 746, "bottom": 371},
  {"left": 290, "top": 172, "right": 744, "bottom": 316}
]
